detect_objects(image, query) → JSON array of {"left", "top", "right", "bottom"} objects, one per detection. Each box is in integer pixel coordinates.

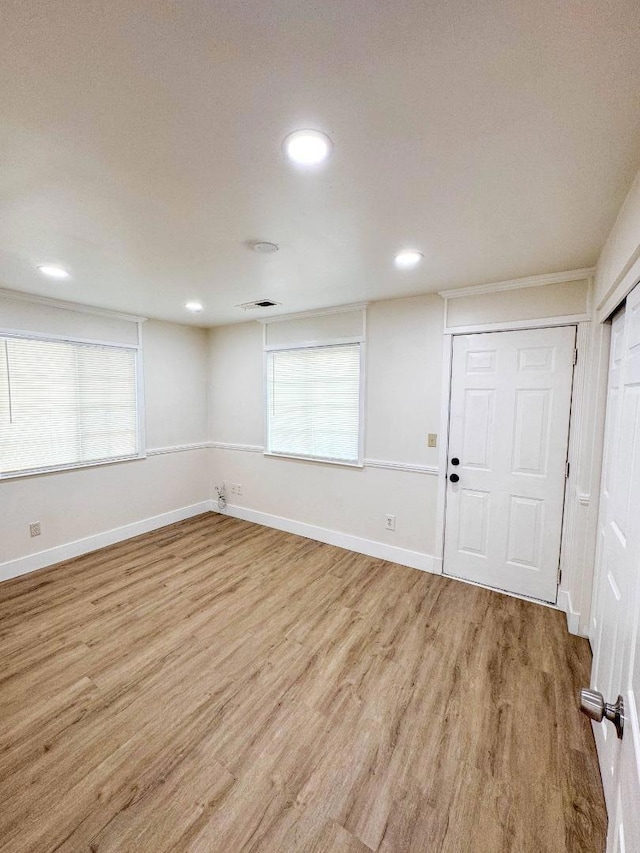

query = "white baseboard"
[
  {"left": 219, "top": 503, "right": 436, "bottom": 573},
  {"left": 0, "top": 500, "right": 214, "bottom": 583},
  {"left": 557, "top": 588, "right": 584, "bottom": 636}
]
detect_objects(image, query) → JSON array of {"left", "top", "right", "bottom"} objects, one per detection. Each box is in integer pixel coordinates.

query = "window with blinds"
[
  {"left": 0, "top": 335, "right": 140, "bottom": 477},
  {"left": 266, "top": 343, "right": 362, "bottom": 464}
]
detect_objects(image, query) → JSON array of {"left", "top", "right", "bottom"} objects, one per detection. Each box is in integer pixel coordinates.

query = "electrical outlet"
[
  {"left": 428, "top": 433, "right": 437, "bottom": 448},
  {"left": 236, "top": 483, "right": 242, "bottom": 496},
  {"left": 29, "top": 522, "right": 41, "bottom": 538},
  {"left": 385, "top": 514, "right": 396, "bottom": 531}
]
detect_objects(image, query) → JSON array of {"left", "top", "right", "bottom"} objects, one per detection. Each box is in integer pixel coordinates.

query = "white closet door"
[
  {"left": 590, "top": 284, "right": 640, "bottom": 852},
  {"left": 444, "top": 326, "right": 575, "bottom": 602}
]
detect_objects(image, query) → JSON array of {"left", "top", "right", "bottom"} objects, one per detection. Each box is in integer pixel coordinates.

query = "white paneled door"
[
  {"left": 590, "top": 284, "right": 640, "bottom": 852},
  {"left": 443, "top": 326, "right": 576, "bottom": 602}
]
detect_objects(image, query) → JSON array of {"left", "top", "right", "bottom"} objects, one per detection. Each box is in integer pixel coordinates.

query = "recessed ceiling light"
[
  {"left": 252, "top": 241, "right": 279, "bottom": 254},
  {"left": 37, "top": 264, "right": 71, "bottom": 280},
  {"left": 185, "top": 301, "right": 203, "bottom": 312},
  {"left": 283, "top": 129, "right": 333, "bottom": 166},
  {"left": 394, "top": 250, "right": 423, "bottom": 269}
]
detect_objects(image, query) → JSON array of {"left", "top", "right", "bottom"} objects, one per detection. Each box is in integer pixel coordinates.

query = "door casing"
[{"left": 434, "top": 316, "right": 596, "bottom": 622}]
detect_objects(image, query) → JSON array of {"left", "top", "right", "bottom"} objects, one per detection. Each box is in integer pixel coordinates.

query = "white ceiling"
[{"left": 1, "top": 0, "right": 639, "bottom": 327}]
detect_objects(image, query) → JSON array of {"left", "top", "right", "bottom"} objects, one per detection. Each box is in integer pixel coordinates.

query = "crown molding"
[
  {"left": 438, "top": 268, "right": 595, "bottom": 300},
  {"left": 0, "top": 287, "right": 147, "bottom": 323}
]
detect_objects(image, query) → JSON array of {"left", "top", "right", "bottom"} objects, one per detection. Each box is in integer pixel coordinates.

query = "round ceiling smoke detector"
[{"left": 252, "top": 241, "right": 279, "bottom": 254}]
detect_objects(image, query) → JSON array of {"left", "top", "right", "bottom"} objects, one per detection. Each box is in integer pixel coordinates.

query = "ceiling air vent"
[{"left": 237, "top": 299, "right": 281, "bottom": 310}]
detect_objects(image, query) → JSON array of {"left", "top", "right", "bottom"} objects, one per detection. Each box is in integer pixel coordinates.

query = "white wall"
[
  {"left": 446, "top": 278, "right": 589, "bottom": 327},
  {"left": 4, "top": 161, "right": 640, "bottom": 614},
  {"left": 209, "top": 295, "right": 444, "bottom": 561},
  {"left": 209, "top": 281, "right": 615, "bottom": 637},
  {"left": 594, "top": 168, "right": 640, "bottom": 313},
  {"left": 580, "top": 166, "right": 640, "bottom": 636},
  {"left": 0, "top": 317, "right": 210, "bottom": 573},
  {"left": 143, "top": 320, "right": 210, "bottom": 450}
]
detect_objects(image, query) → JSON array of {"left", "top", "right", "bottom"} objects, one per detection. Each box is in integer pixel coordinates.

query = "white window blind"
[
  {"left": 266, "top": 343, "right": 362, "bottom": 464},
  {"left": 0, "top": 335, "right": 139, "bottom": 477}
]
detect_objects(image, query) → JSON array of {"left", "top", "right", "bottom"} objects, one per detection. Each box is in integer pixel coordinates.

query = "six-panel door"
[
  {"left": 591, "top": 284, "right": 640, "bottom": 852},
  {"left": 443, "top": 326, "right": 576, "bottom": 602}
]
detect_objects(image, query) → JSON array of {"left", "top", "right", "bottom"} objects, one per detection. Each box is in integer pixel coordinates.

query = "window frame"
[
  {"left": 263, "top": 335, "right": 366, "bottom": 468},
  {"left": 0, "top": 327, "right": 146, "bottom": 480}
]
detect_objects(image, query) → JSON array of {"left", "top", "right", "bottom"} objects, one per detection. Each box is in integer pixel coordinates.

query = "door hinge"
[
  {"left": 557, "top": 567, "right": 562, "bottom": 585},
  {"left": 565, "top": 461, "right": 570, "bottom": 479},
  {"left": 573, "top": 349, "right": 578, "bottom": 365}
]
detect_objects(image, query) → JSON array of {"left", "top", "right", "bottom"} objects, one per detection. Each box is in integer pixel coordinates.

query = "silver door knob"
[{"left": 579, "top": 688, "right": 624, "bottom": 739}]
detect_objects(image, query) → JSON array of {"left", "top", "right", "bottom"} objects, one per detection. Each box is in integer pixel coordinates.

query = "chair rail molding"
[{"left": 210, "top": 441, "right": 438, "bottom": 475}]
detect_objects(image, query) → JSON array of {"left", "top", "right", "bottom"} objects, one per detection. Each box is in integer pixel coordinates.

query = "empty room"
[{"left": 1, "top": 1, "right": 640, "bottom": 851}]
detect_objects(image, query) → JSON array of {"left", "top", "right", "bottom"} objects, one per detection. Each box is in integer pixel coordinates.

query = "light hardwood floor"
[{"left": 0, "top": 513, "right": 606, "bottom": 852}]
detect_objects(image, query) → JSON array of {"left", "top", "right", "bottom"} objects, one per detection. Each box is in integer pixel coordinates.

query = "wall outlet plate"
[
  {"left": 29, "top": 522, "right": 41, "bottom": 537},
  {"left": 428, "top": 433, "right": 437, "bottom": 448},
  {"left": 385, "top": 514, "right": 396, "bottom": 531}
]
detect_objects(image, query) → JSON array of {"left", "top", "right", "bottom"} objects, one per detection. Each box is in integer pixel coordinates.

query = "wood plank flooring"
[{"left": 0, "top": 513, "right": 606, "bottom": 852}]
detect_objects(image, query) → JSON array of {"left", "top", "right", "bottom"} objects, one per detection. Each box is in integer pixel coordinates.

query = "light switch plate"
[{"left": 428, "top": 433, "right": 437, "bottom": 448}]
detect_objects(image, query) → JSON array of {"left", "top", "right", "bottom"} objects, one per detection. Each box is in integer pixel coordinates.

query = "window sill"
[
  {"left": 0, "top": 453, "right": 146, "bottom": 481},
  {"left": 263, "top": 451, "right": 363, "bottom": 469}
]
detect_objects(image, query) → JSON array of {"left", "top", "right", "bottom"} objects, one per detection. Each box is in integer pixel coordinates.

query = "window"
[
  {"left": 0, "top": 335, "right": 140, "bottom": 477},
  {"left": 266, "top": 342, "right": 363, "bottom": 464}
]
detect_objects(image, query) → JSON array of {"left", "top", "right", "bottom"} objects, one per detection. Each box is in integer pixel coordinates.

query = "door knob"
[
  {"left": 449, "top": 473, "right": 459, "bottom": 483},
  {"left": 451, "top": 457, "right": 460, "bottom": 466},
  {"left": 579, "top": 688, "right": 624, "bottom": 739}
]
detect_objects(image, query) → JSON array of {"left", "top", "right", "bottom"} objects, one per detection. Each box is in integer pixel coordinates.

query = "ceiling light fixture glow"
[
  {"left": 185, "top": 301, "right": 203, "bottom": 312},
  {"left": 394, "top": 250, "right": 423, "bottom": 269},
  {"left": 37, "top": 264, "right": 71, "bottom": 280},
  {"left": 283, "top": 129, "right": 333, "bottom": 166}
]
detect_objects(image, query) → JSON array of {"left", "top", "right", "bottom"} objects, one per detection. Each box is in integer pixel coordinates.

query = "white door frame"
[{"left": 434, "top": 313, "right": 605, "bottom": 634}]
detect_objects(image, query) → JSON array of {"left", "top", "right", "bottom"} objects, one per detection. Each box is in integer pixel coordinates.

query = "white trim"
[
  {"left": 263, "top": 336, "right": 364, "bottom": 351},
  {"left": 0, "top": 328, "right": 145, "bottom": 479},
  {"left": 358, "top": 338, "right": 367, "bottom": 467},
  {"left": 557, "top": 321, "right": 589, "bottom": 633},
  {"left": 209, "top": 441, "right": 438, "bottom": 474},
  {"left": 0, "top": 287, "right": 147, "bottom": 323},
  {"left": 135, "top": 321, "right": 146, "bottom": 458},
  {"left": 583, "top": 321, "right": 613, "bottom": 640},
  {"left": 434, "top": 333, "right": 453, "bottom": 571},
  {"left": 264, "top": 451, "right": 363, "bottom": 468},
  {"left": 264, "top": 339, "right": 366, "bottom": 468},
  {"left": 210, "top": 441, "right": 263, "bottom": 453},
  {"left": 436, "top": 318, "right": 591, "bottom": 614},
  {"left": 365, "top": 459, "right": 438, "bottom": 475},
  {"left": 557, "top": 589, "right": 583, "bottom": 636},
  {"left": 0, "top": 326, "right": 141, "bottom": 350},
  {"left": 0, "top": 452, "right": 145, "bottom": 481},
  {"left": 147, "top": 442, "right": 211, "bottom": 456},
  {"left": 443, "top": 314, "right": 590, "bottom": 335},
  {"left": 438, "top": 268, "right": 595, "bottom": 299},
  {"left": 0, "top": 501, "right": 213, "bottom": 583},
  {"left": 595, "top": 246, "right": 640, "bottom": 319},
  {"left": 218, "top": 503, "right": 436, "bottom": 573},
  {"left": 258, "top": 302, "right": 369, "bottom": 324}
]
